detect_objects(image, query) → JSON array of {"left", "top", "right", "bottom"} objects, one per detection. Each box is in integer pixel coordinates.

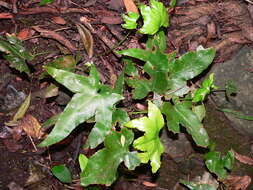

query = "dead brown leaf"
[
  {"left": 32, "top": 26, "right": 77, "bottom": 52},
  {"left": 76, "top": 23, "right": 94, "bottom": 58},
  {"left": 0, "top": 12, "right": 13, "bottom": 19},
  {"left": 223, "top": 175, "right": 251, "bottom": 190},
  {"left": 52, "top": 16, "right": 66, "bottom": 25},
  {"left": 232, "top": 150, "right": 253, "bottom": 165},
  {"left": 19, "top": 114, "right": 43, "bottom": 139},
  {"left": 17, "top": 28, "right": 34, "bottom": 40},
  {"left": 123, "top": 0, "right": 138, "bottom": 13},
  {"left": 142, "top": 181, "right": 157, "bottom": 187}
]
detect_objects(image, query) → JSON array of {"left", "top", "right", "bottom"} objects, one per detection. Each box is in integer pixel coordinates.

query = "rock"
[{"left": 210, "top": 46, "right": 253, "bottom": 135}]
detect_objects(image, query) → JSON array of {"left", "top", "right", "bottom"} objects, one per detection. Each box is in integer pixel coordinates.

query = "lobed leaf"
[
  {"left": 139, "top": 0, "right": 169, "bottom": 35},
  {"left": 39, "top": 66, "right": 123, "bottom": 148},
  {"left": 80, "top": 128, "right": 140, "bottom": 186},
  {"left": 162, "top": 102, "right": 209, "bottom": 147},
  {"left": 125, "top": 101, "right": 164, "bottom": 173},
  {"left": 122, "top": 12, "right": 140, "bottom": 30},
  {"left": 169, "top": 47, "right": 215, "bottom": 96}
]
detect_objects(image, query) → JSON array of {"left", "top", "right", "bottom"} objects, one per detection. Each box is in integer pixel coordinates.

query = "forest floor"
[{"left": 0, "top": 0, "right": 253, "bottom": 189}]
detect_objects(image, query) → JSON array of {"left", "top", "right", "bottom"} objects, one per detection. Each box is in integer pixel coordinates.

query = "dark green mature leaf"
[
  {"left": 118, "top": 41, "right": 174, "bottom": 98},
  {"left": 112, "top": 108, "right": 130, "bottom": 126},
  {"left": 125, "top": 101, "right": 164, "bottom": 173},
  {"left": 127, "top": 78, "right": 150, "bottom": 99},
  {"left": 225, "top": 80, "right": 237, "bottom": 97},
  {"left": 205, "top": 150, "right": 234, "bottom": 180},
  {"left": 168, "top": 47, "right": 215, "bottom": 96},
  {"left": 180, "top": 180, "right": 217, "bottom": 190},
  {"left": 122, "top": 12, "right": 140, "bottom": 30},
  {"left": 51, "top": 165, "right": 72, "bottom": 183},
  {"left": 113, "top": 71, "right": 124, "bottom": 95},
  {"left": 162, "top": 102, "right": 209, "bottom": 147},
  {"left": 221, "top": 109, "right": 253, "bottom": 121},
  {"left": 146, "top": 30, "right": 167, "bottom": 52},
  {"left": 139, "top": 0, "right": 169, "bottom": 35},
  {"left": 124, "top": 61, "right": 138, "bottom": 77},
  {"left": 80, "top": 128, "right": 140, "bottom": 186},
  {"left": 38, "top": 66, "right": 123, "bottom": 148},
  {"left": 0, "top": 34, "right": 33, "bottom": 74}
]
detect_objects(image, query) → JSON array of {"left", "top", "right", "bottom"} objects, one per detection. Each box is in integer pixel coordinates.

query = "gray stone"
[{"left": 210, "top": 46, "right": 253, "bottom": 135}]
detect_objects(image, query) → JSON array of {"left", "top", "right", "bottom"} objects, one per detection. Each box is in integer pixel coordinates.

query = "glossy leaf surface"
[
  {"left": 51, "top": 165, "right": 72, "bottom": 183},
  {"left": 162, "top": 102, "right": 209, "bottom": 147},
  {"left": 193, "top": 73, "right": 216, "bottom": 102},
  {"left": 122, "top": 12, "right": 140, "bottom": 30},
  {"left": 80, "top": 128, "right": 140, "bottom": 186},
  {"left": 139, "top": 0, "right": 168, "bottom": 35},
  {"left": 168, "top": 47, "right": 215, "bottom": 96},
  {"left": 205, "top": 150, "right": 234, "bottom": 179},
  {"left": 39, "top": 66, "right": 123, "bottom": 148},
  {"left": 124, "top": 101, "right": 164, "bottom": 173},
  {"left": 0, "top": 34, "right": 33, "bottom": 74}
]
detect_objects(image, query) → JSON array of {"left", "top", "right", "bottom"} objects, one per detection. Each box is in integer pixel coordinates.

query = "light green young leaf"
[
  {"left": 80, "top": 128, "right": 140, "bottom": 186},
  {"left": 0, "top": 34, "right": 33, "bottom": 74},
  {"left": 139, "top": 0, "right": 169, "bottom": 35},
  {"left": 122, "top": 12, "right": 140, "bottom": 30},
  {"left": 205, "top": 150, "right": 234, "bottom": 180},
  {"left": 193, "top": 73, "right": 217, "bottom": 102},
  {"left": 168, "top": 47, "right": 215, "bottom": 96},
  {"left": 180, "top": 180, "right": 217, "bottom": 190},
  {"left": 79, "top": 154, "right": 88, "bottom": 172},
  {"left": 51, "top": 165, "right": 72, "bottom": 183},
  {"left": 124, "top": 101, "right": 164, "bottom": 173},
  {"left": 38, "top": 66, "right": 123, "bottom": 148},
  {"left": 162, "top": 102, "right": 209, "bottom": 147}
]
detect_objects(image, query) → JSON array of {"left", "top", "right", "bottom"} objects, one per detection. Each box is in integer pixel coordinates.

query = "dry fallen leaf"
[
  {"left": 52, "top": 16, "right": 66, "bottom": 25},
  {"left": 224, "top": 175, "right": 251, "bottom": 190},
  {"left": 76, "top": 23, "right": 94, "bottom": 58},
  {"left": 20, "top": 114, "right": 43, "bottom": 139},
  {"left": 0, "top": 12, "right": 13, "bottom": 19},
  {"left": 17, "top": 28, "right": 34, "bottom": 40},
  {"left": 232, "top": 150, "right": 253, "bottom": 165},
  {"left": 123, "top": 0, "right": 138, "bottom": 13},
  {"left": 142, "top": 181, "right": 157, "bottom": 187}
]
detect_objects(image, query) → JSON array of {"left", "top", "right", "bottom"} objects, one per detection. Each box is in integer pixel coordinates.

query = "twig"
[
  {"left": 32, "top": 26, "right": 77, "bottom": 52},
  {"left": 0, "top": 0, "right": 12, "bottom": 9}
]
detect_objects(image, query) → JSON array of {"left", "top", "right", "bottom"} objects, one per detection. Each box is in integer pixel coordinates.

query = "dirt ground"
[{"left": 0, "top": 0, "right": 253, "bottom": 189}]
